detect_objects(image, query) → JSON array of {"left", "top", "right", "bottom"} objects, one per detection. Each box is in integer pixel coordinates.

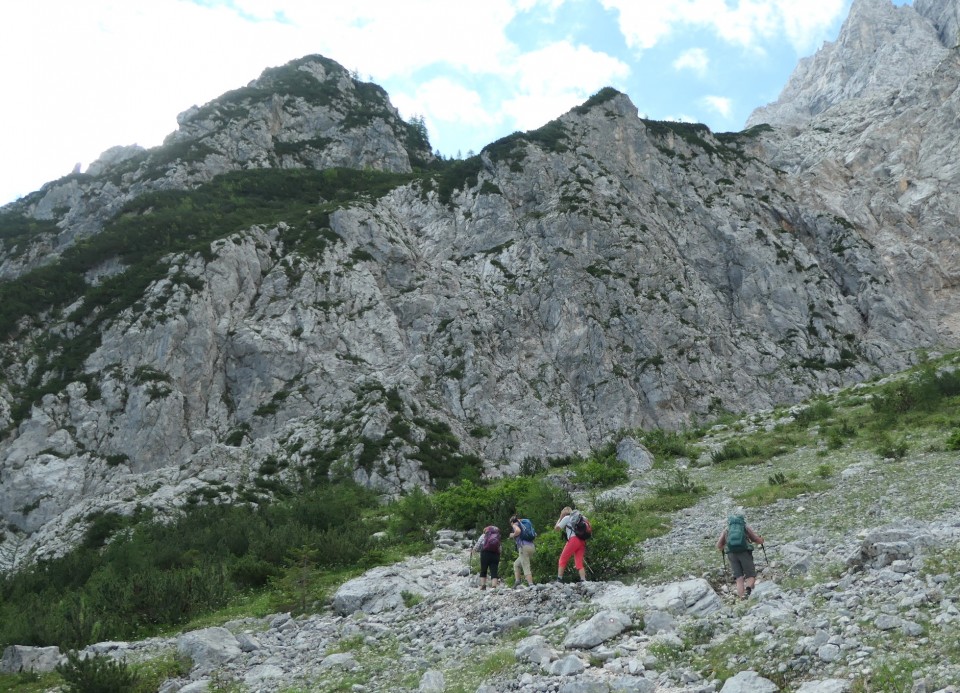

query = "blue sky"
[{"left": 0, "top": 0, "right": 913, "bottom": 205}]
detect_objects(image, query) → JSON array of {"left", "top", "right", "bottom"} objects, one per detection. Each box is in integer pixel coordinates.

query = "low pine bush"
[{"left": 57, "top": 651, "right": 140, "bottom": 693}]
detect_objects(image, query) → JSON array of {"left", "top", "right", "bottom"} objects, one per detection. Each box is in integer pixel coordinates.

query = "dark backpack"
[
  {"left": 571, "top": 511, "right": 592, "bottom": 540},
  {"left": 726, "top": 515, "right": 750, "bottom": 552},
  {"left": 481, "top": 526, "right": 501, "bottom": 552},
  {"left": 518, "top": 518, "right": 536, "bottom": 542}
]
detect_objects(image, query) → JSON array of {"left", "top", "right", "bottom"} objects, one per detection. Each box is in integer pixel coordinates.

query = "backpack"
[
  {"left": 570, "top": 511, "right": 592, "bottom": 540},
  {"left": 480, "top": 526, "right": 501, "bottom": 552},
  {"left": 726, "top": 515, "right": 750, "bottom": 552},
  {"left": 518, "top": 518, "right": 536, "bottom": 542}
]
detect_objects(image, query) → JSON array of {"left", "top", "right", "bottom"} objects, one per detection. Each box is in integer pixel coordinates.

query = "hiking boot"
[
  {"left": 555, "top": 576, "right": 563, "bottom": 583},
  {"left": 745, "top": 586, "right": 753, "bottom": 597}
]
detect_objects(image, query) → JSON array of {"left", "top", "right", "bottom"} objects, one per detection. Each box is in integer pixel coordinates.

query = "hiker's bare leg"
[
  {"left": 578, "top": 568, "right": 587, "bottom": 581},
  {"left": 745, "top": 576, "right": 756, "bottom": 594},
  {"left": 735, "top": 576, "right": 745, "bottom": 597}
]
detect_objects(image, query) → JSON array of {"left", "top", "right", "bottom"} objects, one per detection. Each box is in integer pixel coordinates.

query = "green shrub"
[
  {"left": 572, "top": 458, "right": 628, "bottom": 488},
  {"left": 876, "top": 433, "right": 908, "bottom": 460},
  {"left": 710, "top": 441, "right": 764, "bottom": 466},
  {"left": 0, "top": 482, "right": 383, "bottom": 649},
  {"left": 946, "top": 429, "right": 960, "bottom": 451},
  {"left": 870, "top": 365, "right": 960, "bottom": 419},
  {"left": 656, "top": 469, "right": 706, "bottom": 497},
  {"left": 433, "top": 478, "right": 571, "bottom": 535},
  {"left": 793, "top": 400, "right": 833, "bottom": 427},
  {"left": 825, "top": 431, "right": 845, "bottom": 450},
  {"left": 641, "top": 429, "right": 698, "bottom": 461},
  {"left": 56, "top": 651, "right": 140, "bottom": 693},
  {"left": 519, "top": 456, "right": 546, "bottom": 476},
  {"left": 389, "top": 487, "right": 435, "bottom": 541}
]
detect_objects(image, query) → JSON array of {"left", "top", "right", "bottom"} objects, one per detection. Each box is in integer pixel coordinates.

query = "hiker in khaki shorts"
[{"left": 717, "top": 513, "right": 763, "bottom": 599}]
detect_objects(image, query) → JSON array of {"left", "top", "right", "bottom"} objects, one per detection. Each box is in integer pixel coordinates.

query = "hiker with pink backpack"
[{"left": 471, "top": 524, "right": 502, "bottom": 590}]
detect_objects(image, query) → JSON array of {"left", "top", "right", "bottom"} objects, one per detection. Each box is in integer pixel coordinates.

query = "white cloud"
[
  {"left": 599, "top": 0, "right": 847, "bottom": 52},
  {"left": 499, "top": 41, "right": 630, "bottom": 130},
  {"left": 393, "top": 79, "right": 497, "bottom": 126},
  {"left": 673, "top": 48, "right": 709, "bottom": 75},
  {"left": 512, "top": 41, "right": 630, "bottom": 94},
  {"left": 775, "top": 0, "right": 849, "bottom": 51},
  {"left": 701, "top": 95, "right": 733, "bottom": 118},
  {"left": 232, "top": 0, "right": 523, "bottom": 79}
]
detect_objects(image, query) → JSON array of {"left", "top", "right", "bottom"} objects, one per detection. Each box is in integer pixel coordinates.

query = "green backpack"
[{"left": 726, "top": 515, "right": 751, "bottom": 553}]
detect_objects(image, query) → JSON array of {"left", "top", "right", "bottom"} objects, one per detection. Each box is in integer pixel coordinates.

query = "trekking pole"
[{"left": 760, "top": 543, "right": 769, "bottom": 566}]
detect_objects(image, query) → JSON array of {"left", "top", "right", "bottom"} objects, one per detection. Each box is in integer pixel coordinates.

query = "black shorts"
[
  {"left": 728, "top": 551, "right": 756, "bottom": 579},
  {"left": 479, "top": 550, "right": 500, "bottom": 579}
]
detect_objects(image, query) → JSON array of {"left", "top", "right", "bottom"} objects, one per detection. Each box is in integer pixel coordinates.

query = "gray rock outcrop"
[
  {"left": 644, "top": 578, "right": 721, "bottom": 617},
  {"left": 0, "top": 645, "right": 62, "bottom": 674},
  {"left": 563, "top": 610, "right": 633, "bottom": 649}
]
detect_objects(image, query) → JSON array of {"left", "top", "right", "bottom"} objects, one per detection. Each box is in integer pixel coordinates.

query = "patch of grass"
[
  {"left": 132, "top": 652, "right": 191, "bottom": 692},
  {"left": 736, "top": 477, "right": 827, "bottom": 508},
  {"left": 444, "top": 649, "right": 516, "bottom": 693},
  {"left": 0, "top": 671, "right": 61, "bottom": 693},
  {"left": 850, "top": 657, "right": 927, "bottom": 692},
  {"left": 401, "top": 590, "right": 422, "bottom": 608}
]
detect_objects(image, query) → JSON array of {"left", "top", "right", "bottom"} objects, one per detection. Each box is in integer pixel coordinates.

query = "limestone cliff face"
[
  {"left": 746, "top": 0, "right": 960, "bottom": 343},
  {"left": 1, "top": 2, "right": 959, "bottom": 568}
]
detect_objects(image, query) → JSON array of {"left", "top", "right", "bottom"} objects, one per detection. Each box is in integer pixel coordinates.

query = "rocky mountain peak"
[
  {"left": 167, "top": 53, "right": 431, "bottom": 174},
  {"left": 746, "top": 0, "right": 947, "bottom": 128},
  {"left": 0, "top": 54, "right": 430, "bottom": 280}
]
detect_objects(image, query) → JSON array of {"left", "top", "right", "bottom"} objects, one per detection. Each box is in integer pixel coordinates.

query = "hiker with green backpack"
[
  {"left": 717, "top": 512, "right": 764, "bottom": 599},
  {"left": 509, "top": 514, "right": 537, "bottom": 587}
]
